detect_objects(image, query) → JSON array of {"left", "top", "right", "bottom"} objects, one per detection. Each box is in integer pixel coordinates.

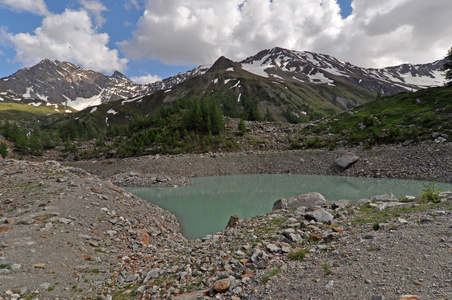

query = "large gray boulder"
[
  {"left": 273, "top": 192, "right": 326, "bottom": 211},
  {"left": 334, "top": 152, "right": 359, "bottom": 171}
]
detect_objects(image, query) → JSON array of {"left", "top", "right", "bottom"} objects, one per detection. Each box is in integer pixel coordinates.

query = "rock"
[
  {"left": 136, "top": 229, "right": 150, "bottom": 245},
  {"left": 372, "top": 296, "right": 385, "bottom": 300},
  {"left": 399, "top": 296, "right": 420, "bottom": 300},
  {"left": 226, "top": 215, "right": 243, "bottom": 229},
  {"left": 173, "top": 290, "right": 209, "bottom": 300},
  {"left": 213, "top": 279, "right": 231, "bottom": 293},
  {"left": 266, "top": 243, "right": 280, "bottom": 253},
  {"left": 334, "top": 152, "right": 359, "bottom": 171},
  {"left": 304, "top": 209, "right": 334, "bottom": 222},
  {"left": 0, "top": 154, "right": 3, "bottom": 164},
  {"left": 40, "top": 282, "right": 51, "bottom": 290},
  {"left": 331, "top": 200, "right": 351, "bottom": 210},
  {"left": 273, "top": 192, "right": 326, "bottom": 211},
  {"left": 371, "top": 193, "right": 397, "bottom": 202}
]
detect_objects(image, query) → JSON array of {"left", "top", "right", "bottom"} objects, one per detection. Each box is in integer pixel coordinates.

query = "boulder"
[
  {"left": 213, "top": 279, "right": 231, "bottom": 293},
  {"left": 304, "top": 209, "right": 334, "bottom": 223},
  {"left": 371, "top": 193, "right": 397, "bottom": 202},
  {"left": 334, "top": 152, "right": 359, "bottom": 171},
  {"left": 226, "top": 215, "right": 243, "bottom": 229},
  {"left": 273, "top": 192, "right": 326, "bottom": 211}
]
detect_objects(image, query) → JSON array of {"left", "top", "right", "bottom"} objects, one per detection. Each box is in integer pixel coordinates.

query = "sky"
[{"left": 0, "top": 0, "right": 451, "bottom": 84}]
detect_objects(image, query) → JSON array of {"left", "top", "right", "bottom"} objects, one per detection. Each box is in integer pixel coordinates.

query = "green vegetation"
[
  {"left": 238, "top": 118, "right": 246, "bottom": 136},
  {"left": 444, "top": 46, "right": 452, "bottom": 86},
  {"left": 420, "top": 182, "right": 443, "bottom": 203},
  {"left": 261, "top": 268, "right": 281, "bottom": 283},
  {"left": 297, "top": 85, "right": 452, "bottom": 148},
  {"left": 287, "top": 248, "right": 309, "bottom": 261}
]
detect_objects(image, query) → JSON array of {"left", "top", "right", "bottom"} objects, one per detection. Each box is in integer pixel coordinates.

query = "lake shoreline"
[{"left": 66, "top": 141, "right": 452, "bottom": 186}]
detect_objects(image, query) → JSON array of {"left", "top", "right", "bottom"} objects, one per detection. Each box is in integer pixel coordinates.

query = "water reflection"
[{"left": 126, "top": 174, "right": 452, "bottom": 239}]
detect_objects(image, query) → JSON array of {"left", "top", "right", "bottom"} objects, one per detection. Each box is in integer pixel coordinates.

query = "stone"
[
  {"left": 371, "top": 193, "right": 397, "bottom": 202},
  {"left": 331, "top": 200, "right": 351, "bottom": 210},
  {"left": 226, "top": 215, "right": 243, "bottom": 229},
  {"left": 40, "top": 282, "right": 51, "bottom": 290},
  {"left": 213, "top": 279, "right": 231, "bottom": 293},
  {"left": 304, "top": 209, "right": 334, "bottom": 223},
  {"left": 33, "top": 263, "right": 46, "bottom": 269},
  {"left": 136, "top": 229, "right": 150, "bottom": 245},
  {"left": 399, "top": 296, "right": 420, "bottom": 300},
  {"left": 273, "top": 192, "right": 326, "bottom": 211},
  {"left": 173, "top": 290, "right": 209, "bottom": 300},
  {"left": 334, "top": 152, "right": 359, "bottom": 171},
  {"left": 266, "top": 243, "right": 280, "bottom": 253}
]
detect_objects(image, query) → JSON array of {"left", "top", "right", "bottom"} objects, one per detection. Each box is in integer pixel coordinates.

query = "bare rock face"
[
  {"left": 334, "top": 152, "right": 359, "bottom": 171},
  {"left": 273, "top": 192, "right": 326, "bottom": 211}
]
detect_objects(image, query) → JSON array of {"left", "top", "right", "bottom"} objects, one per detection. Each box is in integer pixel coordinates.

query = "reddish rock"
[
  {"left": 136, "top": 229, "right": 150, "bottom": 245},
  {"left": 33, "top": 263, "right": 46, "bottom": 269},
  {"left": 399, "top": 296, "right": 420, "bottom": 300},
  {"left": 91, "top": 187, "right": 103, "bottom": 194},
  {"left": 310, "top": 234, "right": 322, "bottom": 241},
  {"left": 332, "top": 227, "right": 344, "bottom": 233},
  {"left": 0, "top": 225, "right": 9, "bottom": 232},
  {"left": 213, "top": 279, "right": 231, "bottom": 293}
]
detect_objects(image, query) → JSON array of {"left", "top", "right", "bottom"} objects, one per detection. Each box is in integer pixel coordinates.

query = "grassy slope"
[{"left": 300, "top": 85, "right": 452, "bottom": 147}]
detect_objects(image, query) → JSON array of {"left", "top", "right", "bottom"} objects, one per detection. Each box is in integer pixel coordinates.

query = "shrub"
[
  {"left": 420, "top": 182, "right": 443, "bottom": 203},
  {"left": 288, "top": 248, "right": 309, "bottom": 261}
]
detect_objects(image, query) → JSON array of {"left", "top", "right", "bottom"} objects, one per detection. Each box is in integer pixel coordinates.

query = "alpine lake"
[{"left": 125, "top": 174, "right": 452, "bottom": 239}]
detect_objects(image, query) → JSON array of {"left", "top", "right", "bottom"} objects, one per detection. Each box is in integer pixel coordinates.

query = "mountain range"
[{"left": 0, "top": 47, "right": 446, "bottom": 121}]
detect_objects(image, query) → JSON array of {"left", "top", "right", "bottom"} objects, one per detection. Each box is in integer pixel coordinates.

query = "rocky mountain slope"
[
  {"left": 240, "top": 47, "right": 446, "bottom": 94},
  {"left": 0, "top": 60, "right": 209, "bottom": 111},
  {"left": 0, "top": 48, "right": 445, "bottom": 113}
]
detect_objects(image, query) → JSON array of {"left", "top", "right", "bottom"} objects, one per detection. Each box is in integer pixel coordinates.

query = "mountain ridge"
[{"left": 0, "top": 47, "right": 446, "bottom": 112}]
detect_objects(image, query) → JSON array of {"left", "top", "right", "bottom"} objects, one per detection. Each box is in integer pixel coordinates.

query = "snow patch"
[
  {"left": 23, "top": 87, "right": 33, "bottom": 98},
  {"left": 226, "top": 67, "right": 234, "bottom": 72},
  {"left": 107, "top": 109, "right": 118, "bottom": 115},
  {"left": 237, "top": 93, "right": 242, "bottom": 102},
  {"left": 90, "top": 107, "right": 98, "bottom": 113},
  {"left": 28, "top": 102, "right": 42, "bottom": 107},
  {"left": 307, "top": 71, "right": 334, "bottom": 85},
  {"left": 230, "top": 80, "right": 241, "bottom": 89},
  {"left": 65, "top": 94, "right": 102, "bottom": 111},
  {"left": 164, "top": 89, "right": 172, "bottom": 93},
  {"left": 242, "top": 58, "right": 272, "bottom": 77},
  {"left": 65, "top": 110, "right": 72, "bottom": 113},
  {"left": 121, "top": 95, "right": 143, "bottom": 105},
  {"left": 212, "top": 78, "right": 219, "bottom": 84},
  {"left": 224, "top": 79, "right": 231, "bottom": 85}
]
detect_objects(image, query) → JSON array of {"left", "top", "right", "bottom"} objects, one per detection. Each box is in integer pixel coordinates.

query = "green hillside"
[{"left": 294, "top": 85, "right": 452, "bottom": 149}]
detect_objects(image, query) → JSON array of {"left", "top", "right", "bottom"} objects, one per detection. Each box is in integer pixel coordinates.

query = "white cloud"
[
  {"left": 131, "top": 74, "right": 162, "bottom": 84},
  {"left": 0, "top": 0, "right": 49, "bottom": 16},
  {"left": 120, "top": 0, "right": 452, "bottom": 68},
  {"left": 79, "top": 0, "right": 107, "bottom": 26},
  {"left": 7, "top": 9, "right": 128, "bottom": 74}
]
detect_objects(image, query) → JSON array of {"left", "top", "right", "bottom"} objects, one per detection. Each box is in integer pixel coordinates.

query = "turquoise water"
[{"left": 125, "top": 174, "right": 452, "bottom": 239}]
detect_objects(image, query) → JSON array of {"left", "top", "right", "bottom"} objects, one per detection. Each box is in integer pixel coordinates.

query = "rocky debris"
[
  {"left": 2, "top": 157, "right": 452, "bottom": 299},
  {"left": 110, "top": 171, "right": 189, "bottom": 187},
  {"left": 334, "top": 152, "right": 359, "bottom": 171},
  {"left": 272, "top": 192, "right": 326, "bottom": 210}
]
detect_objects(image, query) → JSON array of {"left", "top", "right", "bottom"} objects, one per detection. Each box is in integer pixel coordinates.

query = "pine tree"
[
  {"left": 238, "top": 118, "right": 246, "bottom": 136},
  {"left": 444, "top": 46, "right": 452, "bottom": 86},
  {"left": 0, "top": 142, "right": 8, "bottom": 157}
]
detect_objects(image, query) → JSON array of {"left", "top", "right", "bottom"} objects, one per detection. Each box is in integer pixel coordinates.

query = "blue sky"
[{"left": 0, "top": 0, "right": 450, "bottom": 84}]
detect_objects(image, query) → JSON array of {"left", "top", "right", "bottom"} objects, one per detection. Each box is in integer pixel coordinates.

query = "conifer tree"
[
  {"left": 238, "top": 118, "right": 246, "bottom": 136},
  {"left": 444, "top": 46, "right": 452, "bottom": 86}
]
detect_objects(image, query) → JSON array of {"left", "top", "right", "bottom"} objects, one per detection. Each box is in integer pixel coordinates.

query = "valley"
[{"left": 0, "top": 47, "right": 451, "bottom": 299}]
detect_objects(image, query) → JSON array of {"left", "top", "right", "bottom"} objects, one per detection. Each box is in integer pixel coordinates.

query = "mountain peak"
[
  {"left": 208, "top": 56, "right": 241, "bottom": 73},
  {"left": 111, "top": 70, "right": 130, "bottom": 81}
]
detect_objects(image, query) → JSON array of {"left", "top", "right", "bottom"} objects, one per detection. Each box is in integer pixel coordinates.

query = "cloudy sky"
[{"left": 0, "top": 0, "right": 451, "bottom": 84}]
